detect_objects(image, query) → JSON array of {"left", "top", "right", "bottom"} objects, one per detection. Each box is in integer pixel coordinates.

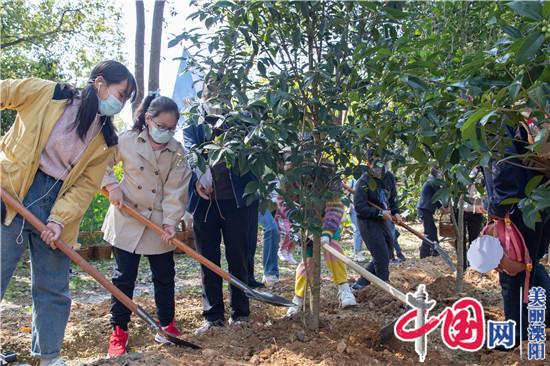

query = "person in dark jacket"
[
  {"left": 183, "top": 85, "right": 260, "bottom": 335},
  {"left": 416, "top": 167, "right": 445, "bottom": 258},
  {"left": 352, "top": 154, "right": 402, "bottom": 290},
  {"left": 382, "top": 169, "right": 406, "bottom": 263},
  {"left": 483, "top": 121, "right": 550, "bottom": 349}
]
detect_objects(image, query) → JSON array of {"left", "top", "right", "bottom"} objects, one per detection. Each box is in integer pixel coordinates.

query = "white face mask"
[
  {"left": 149, "top": 126, "right": 174, "bottom": 144},
  {"left": 97, "top": 85, "right": 124, "bottom": 116}
]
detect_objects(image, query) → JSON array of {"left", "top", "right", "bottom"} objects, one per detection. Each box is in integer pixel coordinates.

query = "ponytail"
[
  {"left": 68, "top": 60, "right": 137, "bottom": 143},
  {"left": 133, "top": 95, "right": 157, "bottom": 131},
  {"left": 73, "top": 82, "right": 101, "bottom": 139},
  {"left": 132, "top": 95, "right": 180, "bottom": 132}
]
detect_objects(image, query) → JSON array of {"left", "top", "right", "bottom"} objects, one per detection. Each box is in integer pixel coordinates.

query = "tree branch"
[{"left": 1, "top": 9, "right": 77, "bottom": 49}]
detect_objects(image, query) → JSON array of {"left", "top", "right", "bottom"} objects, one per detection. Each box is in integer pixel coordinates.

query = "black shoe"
[
  {"left": 248, "top": 279, "right": 265, "bottom": 288},
  {"left": 194, "top": 319, "right": 224, "bottom": 335},
  {"left": 352, "top": 277, "right": 369, "bottom": 291}
]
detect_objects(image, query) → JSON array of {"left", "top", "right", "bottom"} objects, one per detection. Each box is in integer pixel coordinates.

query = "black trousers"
[
  {"left": 499, "top": 209, "right": 550, "bottom": 346},
  {"left": 246, "top": 200, "right": 260, "bottom": 283},
  {"left": 355, "top": 219, "right": 392, "bottom": 287},
  {"left": 418, "top": 209, "right": 439, "bottom": 258},
  {"left": 110, "top": 247, "right": 175, "bottom": 330},
  {"left": 454, "top": 211, "right": 485, "bottom": 269},
  {"left": 193, "top": 199, "right": 250, "bottom": 322}
]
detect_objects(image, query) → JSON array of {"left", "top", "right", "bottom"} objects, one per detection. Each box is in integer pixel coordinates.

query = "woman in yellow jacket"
[
  {"left": 101, "top": 94, "right": 191, "bottom": 357},
  {"left": 0, "top": 60, "right": 136, "bottom": 366}
]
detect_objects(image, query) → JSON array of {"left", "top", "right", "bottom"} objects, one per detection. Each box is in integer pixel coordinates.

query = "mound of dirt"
[{"left": 2, "top": 232, "right": 548, "bottom": 366}]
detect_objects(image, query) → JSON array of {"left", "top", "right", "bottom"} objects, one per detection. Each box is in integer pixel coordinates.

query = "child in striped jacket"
[{"left": 286, "top": 198, "right": 357, "bottom": 316}]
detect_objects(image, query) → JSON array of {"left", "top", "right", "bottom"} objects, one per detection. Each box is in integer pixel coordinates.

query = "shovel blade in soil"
[
  {"left": 136, "top": 306, "right": 201, "bottom": 349},
  {"left": 161, "top": 331, "right": 201, "bottom": 349},
  {"left": 245, "top": 288, "right": 295, "bottom": 307},
  {"left": 230, "top": 276, "right": 294, "bottom": 307},
  {"left": 431, "top": 243, "right": 457, "bottom": 273}
]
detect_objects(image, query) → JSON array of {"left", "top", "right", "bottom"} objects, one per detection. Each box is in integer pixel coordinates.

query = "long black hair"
[
  {"left": 133, "top": 95, "right": 179, "bottom": 131},
  {"left": 67, "top": 60, "right": 137, "bottom": 145}
]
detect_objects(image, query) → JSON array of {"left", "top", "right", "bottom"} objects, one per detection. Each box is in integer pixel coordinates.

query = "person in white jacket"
[{"left": 102, "top": 94, "right": 191, "bottom": 357}]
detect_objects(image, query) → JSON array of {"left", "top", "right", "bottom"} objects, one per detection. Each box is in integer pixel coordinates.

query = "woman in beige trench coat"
[{"left": 101, "top": 95, "right": 191, "bottom": 357}]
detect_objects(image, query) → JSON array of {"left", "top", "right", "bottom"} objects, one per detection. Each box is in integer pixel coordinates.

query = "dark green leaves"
[
  {"left": 506, "top": 1, "right": 543, "bottom": 21},
  {"left": 400, "top": 75, "right": 428, "bottom": 91},
  {"left": 461, "top": 108, "right": 494, "bottom": 149},
  {"left": 516, "top": 31, "right": 545, "bottom": 64},
  {"left": 525, "top": 175, "right": 544, "bottom": 196}
]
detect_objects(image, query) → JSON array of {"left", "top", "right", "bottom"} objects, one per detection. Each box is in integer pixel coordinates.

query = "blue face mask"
[
  {"left": 149, "top": 126, "right": 175, "bottom": 144},
  {"left": 98, "top": 91, "right": 124, "bottom": 117}
]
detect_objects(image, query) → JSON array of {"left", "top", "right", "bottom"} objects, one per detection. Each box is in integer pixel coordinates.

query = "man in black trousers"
[{"left": 416, "top": 167, "right": 445, "bottom": 258}]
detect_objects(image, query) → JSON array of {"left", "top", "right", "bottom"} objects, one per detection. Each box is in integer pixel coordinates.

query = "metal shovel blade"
[
  {"left": 231, "top": 277, "right": 294, "bottom": 307},
  {"left": 137, "top": 306, "right": 201, "bottom": 349},
  {"left": 428, "top": 239, "right": 457, "bottom": 273}
]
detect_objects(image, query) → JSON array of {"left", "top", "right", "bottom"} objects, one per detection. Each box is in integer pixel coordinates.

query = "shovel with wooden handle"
[
  {"left": 343, "top": 184, "right": 456, "bottom": 273},
  {"left": 322, "top": 243, "right": 434, "bottom": 346},
  {"left": 100, "top": 189, "right": 294, "bottom": 308},
  {"left": 366, "top": 200, "right": 456, "bottom": 273},
  {"left": 0, "top": 188, "right": 200, "bottom": 349}
]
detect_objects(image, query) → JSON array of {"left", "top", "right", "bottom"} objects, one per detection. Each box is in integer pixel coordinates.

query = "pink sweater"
[{"left": 39, "top": 97, "right": 101, "bottom": 180}]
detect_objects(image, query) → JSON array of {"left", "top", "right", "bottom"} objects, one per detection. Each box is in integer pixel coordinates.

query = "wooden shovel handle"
[
  {"left": 344, "top": 183, "right": 432, "bottom": 244},
  {"left": 100, "top": 189, "right": 231, "bottom": 282},
  {"left": 0, "top": 188, "right": 138, "bottom": 314}
]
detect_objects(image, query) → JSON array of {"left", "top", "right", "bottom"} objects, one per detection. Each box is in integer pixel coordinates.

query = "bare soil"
[{"left": 1, "top": 223, "right": 548, "bottom": 365}]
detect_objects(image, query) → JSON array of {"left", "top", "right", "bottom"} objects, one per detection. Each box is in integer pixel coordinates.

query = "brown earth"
[{"left": 1, "top": 224, "right": 549, "bottom": 365}]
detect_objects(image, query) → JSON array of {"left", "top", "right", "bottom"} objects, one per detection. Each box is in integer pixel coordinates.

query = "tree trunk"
[
  {"left": 454, "top": 195, "right": 465, "bottom": 293},
  {"left": 132, "top": 0, "right": 145, "bottom": 113},
  {"left": 148, "top": 0, "right": 165, "bottom": 93},
  {"left": 306, "top": 234, "right": 321, "bottom": 330}
]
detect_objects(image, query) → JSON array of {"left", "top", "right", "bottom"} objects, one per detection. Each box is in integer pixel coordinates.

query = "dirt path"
[{"left": 1, "top": 223, "right": 548, "bottom": 365}]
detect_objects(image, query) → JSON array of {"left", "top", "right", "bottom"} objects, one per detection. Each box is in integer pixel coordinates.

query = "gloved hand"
[
  {"left": 194, "top": 166, "right": 213, "bottom": 193},
  {"left": 320, "top": 235, "right": 331, "bottom": 246}
]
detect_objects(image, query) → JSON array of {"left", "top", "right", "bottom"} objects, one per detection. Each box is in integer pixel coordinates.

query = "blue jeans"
[
  {"left": 386, "top": 220, "right": 403, "bottom": 259},
  {"left": 1, "top": 170, "right": 70, "bottom": 360},
  {"left": 258, "top": 210, "right": 279, "bottom": 278},
  {"left": 350, "top": 207, "right": 363, "bottom": 254}
]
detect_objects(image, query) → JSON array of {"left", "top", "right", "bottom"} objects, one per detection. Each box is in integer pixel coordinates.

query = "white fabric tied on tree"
[{"left": 467, "top": 235, "right": 503, "bottom": 273}]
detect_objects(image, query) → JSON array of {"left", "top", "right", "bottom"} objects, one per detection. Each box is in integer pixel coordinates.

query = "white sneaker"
[
  {"left": 278, "top": 249, "right": 288, "bottom": 262},
  {"left": 228, "top": 316, "right": 249, "bottom": 326},
  {"left": 353, "top": 253, "right": 366, "bottom": 262},
  {"left": 285, "top": 251, "right": 298, "bottom": 265},
  {"left": 338, "top": 283, "right": 357, "bottom": 308},
  {"left": 285, "top": 296, "right": 303, "bottom": 317},
  {"left": 262, "top": 274, "right": 279, "bottom": 284},
  {"left": 40, "top": 357, "right": 67, "bottom": 366}
]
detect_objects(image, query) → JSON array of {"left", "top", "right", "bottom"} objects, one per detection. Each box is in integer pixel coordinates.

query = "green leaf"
[
  {"left": 205, "top": 16, "right": 216, "bottom": 29},
  {"left": 525, "top": 175, "right": 543, "bottom": 195},
  {"left": 501, "top": 25, "right": 522, "bottom": 39},
  {"left": 244, "top": 181, "right": 259, "bottom": 195},
  {"left": 257, "top": 61, "right": 266, "bottom": 76},
  {"left": 506, "top": 1, "right": 543, "bottom": 21},
  {"left": 461, "top": 108, "right": 493, "bottom": 149},
  {"left": 400, "top": 75, "right": 428, "bottom": 91},
  {"left": 508, "top": 76, "right": 523, "bottom": 100},
  {"left": 500, "top": 197, "right": 521, "bottom": 205},
  {"left": 522, "top": 65, "right": 544, "bottom": 89},
  {"left": 531, "top": 187, "right": 550, "bottom": 209},
  {"left": 544, "top": 1, "right": 550, "bottom": 17},
  {"left": 528, "top": 85, "right": 548, "bottom": 108},
  {"left": 516, "top": 31, "right": 545, "bottom": 64}
]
